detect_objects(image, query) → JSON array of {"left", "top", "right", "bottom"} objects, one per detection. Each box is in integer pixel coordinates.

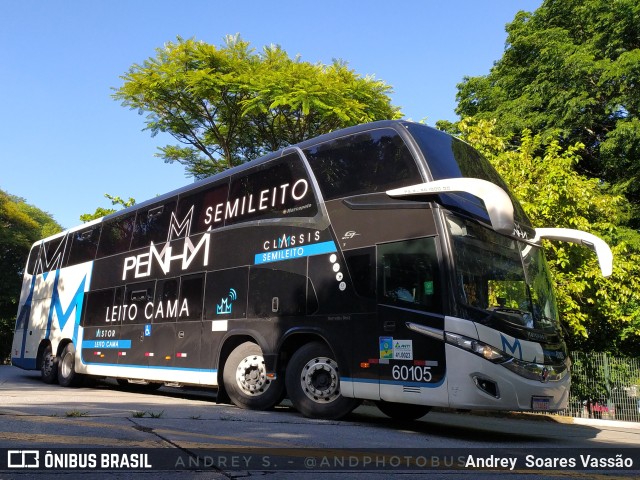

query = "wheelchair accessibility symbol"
[{"left": 144, "top": 324, "right": 152, "bottom": 337}]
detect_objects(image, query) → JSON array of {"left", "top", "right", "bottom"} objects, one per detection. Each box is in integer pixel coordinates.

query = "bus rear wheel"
[
  {"left": 58, "top": 343, "right": 83, "bottom": 387},
  {"left": 285, "top": 342, "right": 360, "bottom": 420},
  {"left": 40, "top": 344, "right": 58, "bottom": 384},
  {"left": 223, "top": 342, "right": 283, "bottom": 410},
  {"left": 375, "top": 401, "right": 431, "bottom": 421}
]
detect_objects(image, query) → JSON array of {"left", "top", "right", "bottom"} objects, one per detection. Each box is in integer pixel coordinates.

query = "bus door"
[{"left": 376, "top": 237, "right": 448, "bottom": 405}]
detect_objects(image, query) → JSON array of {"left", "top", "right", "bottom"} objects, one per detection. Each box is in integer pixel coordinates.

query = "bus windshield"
[{"left": 447, "top": 215, "right": 559, "bottom": 333}]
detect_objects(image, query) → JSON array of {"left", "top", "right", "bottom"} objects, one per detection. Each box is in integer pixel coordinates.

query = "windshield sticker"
[
  {"left": 379, "top": 337, "right": 393, "bottom": 359},
  {"left": 393, "top": 340, "right": 413, "bottom": 360}
]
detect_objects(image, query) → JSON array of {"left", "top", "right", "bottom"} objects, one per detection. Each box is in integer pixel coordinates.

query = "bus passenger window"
[
  {"left": 344, "top": 249, "right": 375, "bottom": 299},
  {"left": 25, "top": 244, "right": 41, "bottom": 275},
  {"left": 304, "top": 128, "right": 420, "bottom": 201},
  {"left": 131, "top": 200, "right": 177, "bottom": 249},
  {"left": 377, "top": 237, "right": 441, "bottom": 313},
  {"left": 97, "top": 214, "right": 135, "bottom": 258},
  {"left": 67, "top": 226, "right": 100, "bottom": 266},
  {"left": 176, "top": 182, "right": 229, "bottom": 235},
  {"left": 179, "top": 274, "right": 204, "bottom": 321},
  {"left": 124, "top": 281, "right": 155, "bottom": 324},
  {"left": 38, "top": 235, "right": 67, "bottom": 273},
  {"left": 83, "top": 288, "right": 118, "bottom": 327},
  {"left": 153, "top": 278, "right": 180, "bottom": 322}
]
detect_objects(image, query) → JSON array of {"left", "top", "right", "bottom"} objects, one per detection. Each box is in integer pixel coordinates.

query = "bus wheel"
[
  {"left": 58, "top": 343, "right": 83, "bottom": 387},
  {"left": 375, "top": 401, "right": 431, "bottom": 420},
  {"left": 285, "top": 342, "right": 360, "bottom": 420},
  {"left": 40, "top": 344, "right": 58, "bottom": 384},
  {"left": 223, "top": 342, "right": 283, "bottom": 410}
]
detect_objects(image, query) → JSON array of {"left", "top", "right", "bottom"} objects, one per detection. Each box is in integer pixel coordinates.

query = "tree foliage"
[
  {"left": 454, "top": 0, "right": 640, "bottom": 225},
  {"left": 0, "top": 190, "right": 61, "bottom": 361},
  {"left": 451, "top": 118, "right": 640, "bottom": 356},
  {"left": 114, "top": 35, "right": 401, "bottom": 179},
  {"left": 80, "top": 194, "right": 136, "bottom": 223}
]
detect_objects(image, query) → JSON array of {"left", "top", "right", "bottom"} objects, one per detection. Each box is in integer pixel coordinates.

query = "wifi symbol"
[{"left": 228, "top": 288, "right": 237, "bottom": 301}]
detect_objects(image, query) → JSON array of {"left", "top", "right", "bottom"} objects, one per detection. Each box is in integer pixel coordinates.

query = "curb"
[{"left": 436, "top": 408, "right": 640, "bottom": 429}]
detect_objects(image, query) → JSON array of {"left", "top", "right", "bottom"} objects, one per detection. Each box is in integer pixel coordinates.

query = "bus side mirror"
[
  {"left": 387, "top": 178, "right": 515, "bottom": 235},
  {"left": 533, "top": 228, "right": 613, "bottom": 277}
]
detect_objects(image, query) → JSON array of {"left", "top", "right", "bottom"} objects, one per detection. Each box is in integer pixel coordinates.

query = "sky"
[{"left": 1, "top": 0, "right": 542, "bottom": 229}]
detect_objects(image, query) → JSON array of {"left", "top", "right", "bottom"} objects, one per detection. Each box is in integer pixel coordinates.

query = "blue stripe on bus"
[
  {"left": 81, "top": 340, "right": 132, "bottom": 349},
  {"left": 254, "top": 240, "right": 337, "bottom": 264}
]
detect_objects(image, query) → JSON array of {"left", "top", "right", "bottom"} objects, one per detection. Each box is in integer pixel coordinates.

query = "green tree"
[
  {"left": 0, "top": 190, "right": 62, "bottom": 362},
  {"left": 451, "top": 118, "right": 640, "bottom": 356},
  {"left": 454, "top": 0, "right": 640, "bottom": 225},
  {"left": 114, "top": 35, "right": 401, "bottom": 179},
  {"left": 80, "top": 194, "right": 136, "bottom": 223}
]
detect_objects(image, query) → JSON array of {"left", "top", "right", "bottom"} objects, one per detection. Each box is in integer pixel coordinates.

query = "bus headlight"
[{"left": 444, "top": 332, "right": 507, "bottom": 363}]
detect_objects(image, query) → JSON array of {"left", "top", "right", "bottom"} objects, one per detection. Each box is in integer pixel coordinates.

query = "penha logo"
[{"left": 216, "top": 289, "right": 237, "bottom": 315}]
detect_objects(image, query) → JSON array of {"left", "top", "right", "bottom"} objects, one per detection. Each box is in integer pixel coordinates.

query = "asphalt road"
[{"left": 0, "top": 365, "right": 639, "bottom": 479}]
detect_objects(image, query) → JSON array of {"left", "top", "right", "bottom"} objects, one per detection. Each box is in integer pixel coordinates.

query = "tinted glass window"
[
  {"left": 38, "top": 235, "right": 66, "bottom": 273},
  {"left": 26, "top": 244, "right": 41, "bottom": 275},
  {"left": 97, "top": 214, "right": 135, "bottom": 258},
  {"left": 304, "top": 128, "right": 421, "bottom": 200},
  {"left": 345, "top": 248, "right": 375, "bottom": 299},
  {"left": 226, "top": 152, "right": 317, "bottom": 226},
  {"left": 83, "top": 288, "right": 117, "bottom": 327},
  {"left": 67, "top": 226, "right": 101, "bottom": 266},
  {"left": 176, "top": 182, "right": 229, "bottom": 237},
  {"left": 131, "top": 200, "right": 177, "bottom": 249},
  {"left": 153, "top": 277, "right": 180, "bottom": 323},
  {"left": 179, "top": 274, "right": 205, "bottom": 321},
  {"left": 378, "top": 237, "right": 441, "bottom": 313},
  {"left": 123, "top": 281, "right": 155, "bottom": 324},
  {"left": 405, "top": 123, "right": 508, "bottom": 184},
  {"left": 405, "top": 123, "right": 531, "bottom": 229}
]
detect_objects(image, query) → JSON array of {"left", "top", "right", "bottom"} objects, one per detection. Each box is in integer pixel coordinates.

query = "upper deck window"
[
  {"left": 303, "top": 128, "right": 421, "bottom": 201},
  {"left": 96, "top": 214, "right": 135, "bottom": 258},
  {"left": 131, "top": 200, "right": 177, "bottom": 249},
  {"left": 66, "top": 226, "right": 101, "bottom": 265},
  {"left": 225, "top": 152, "right": 318, "bottom": 226},
  {"left": 176, "top": 181, "right": 229, "bottom": 237},
  {"left": 405, "top": 123, "right": 532, "bottom": 231},
  {"left": 36, "top": 235, "right": 66, "bottom": 273}
]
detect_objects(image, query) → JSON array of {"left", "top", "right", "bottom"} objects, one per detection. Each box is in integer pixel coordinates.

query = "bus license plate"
[{"left": 532, "top": 396, "right": 551, "bottom": 411}]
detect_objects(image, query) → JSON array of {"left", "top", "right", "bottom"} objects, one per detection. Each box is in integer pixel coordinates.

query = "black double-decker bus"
[{"left": 12, "top": 120, "right": 612, "bottom": 420}]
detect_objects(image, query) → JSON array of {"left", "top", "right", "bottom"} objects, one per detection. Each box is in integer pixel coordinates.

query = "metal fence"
[{"left": 564, "top": 352, "right": 640, "bottom": 423}]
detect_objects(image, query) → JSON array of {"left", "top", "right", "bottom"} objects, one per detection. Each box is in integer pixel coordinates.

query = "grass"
[
  {"left": 65, "top": 410, "right": 89, "bottom": 417},
  {"left": 131, "top": 410, "right": 165, "bottom": 418}
]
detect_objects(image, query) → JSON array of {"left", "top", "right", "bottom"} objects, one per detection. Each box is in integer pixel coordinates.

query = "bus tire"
[
  {"left": 375, "top": 401, "right": 431, "bottom": 420},
  {"left": 40, "top": 344, "right": 58, "bottom": 384},
  {"left": 58, "top": 343, "right": 83, "bottom": 388},
  {"left": 223, "top": 342, "right": 283, "bottom": 410},
  {"left": 285, "top": 341, "right": 360, "bottom": 420}
]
